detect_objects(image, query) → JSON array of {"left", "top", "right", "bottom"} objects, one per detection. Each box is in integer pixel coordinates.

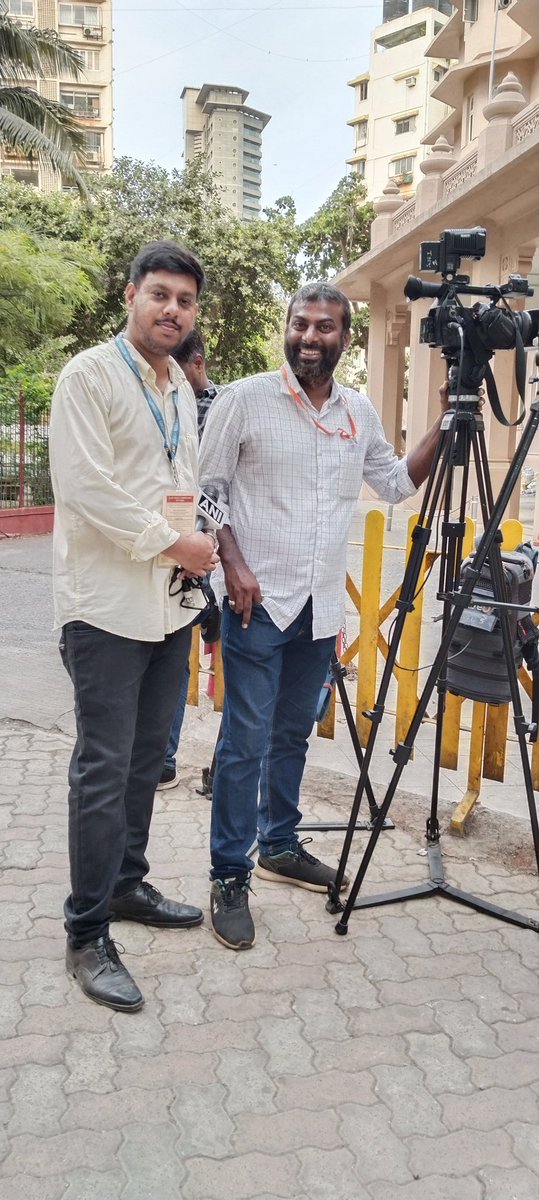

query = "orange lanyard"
[{"left": 281, "top": 365, "right": 358, "bottom": 441}]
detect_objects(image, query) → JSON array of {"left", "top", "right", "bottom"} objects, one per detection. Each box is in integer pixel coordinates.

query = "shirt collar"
[
  {"left": 279, "top": 363, "right": 344, "bottom": 411},
  {"left": 121, "top": 337, "right": 183, "bottom": 391}
]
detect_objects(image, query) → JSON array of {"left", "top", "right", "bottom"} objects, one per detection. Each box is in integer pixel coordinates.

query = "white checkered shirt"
[{"left": 199, "top": 365, "right": 416, "bottom": 639}]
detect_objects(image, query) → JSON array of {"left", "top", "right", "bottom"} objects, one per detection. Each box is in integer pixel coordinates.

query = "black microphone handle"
[{"left": 195, "top": 483, "right": 220, "bottom": 532}]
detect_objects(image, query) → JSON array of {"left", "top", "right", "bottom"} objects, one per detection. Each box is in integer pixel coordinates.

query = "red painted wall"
[{"left": 0, "top": 506, "right": 54, "bottom": 537}]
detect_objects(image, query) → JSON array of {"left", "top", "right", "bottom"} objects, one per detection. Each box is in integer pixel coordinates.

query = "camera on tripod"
[{"left": 404, "top": 226, "right": 539, "bottom": 396}]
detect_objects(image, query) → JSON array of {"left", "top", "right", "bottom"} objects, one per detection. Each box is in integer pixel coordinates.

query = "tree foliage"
[
  {"left": 0, "top": 14, "right": 87, "bottom": 192},
  {"left": 0, "top": 162, "right": 374, "bottom": 386},
  {"left": 300, "top": 174, "right": 374, "bottom": 278},
  {"left": 0, "top": 226, "right": 101, "bottom": 368}
]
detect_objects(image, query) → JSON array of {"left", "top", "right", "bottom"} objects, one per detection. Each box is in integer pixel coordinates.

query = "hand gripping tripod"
[{"left": 327, "top": 363, "right": 539, "bottom": 936}]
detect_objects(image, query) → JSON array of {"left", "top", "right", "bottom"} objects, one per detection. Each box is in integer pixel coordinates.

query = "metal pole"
[{"left": 18, "top": 387, "right": 25, "bottom": 508}]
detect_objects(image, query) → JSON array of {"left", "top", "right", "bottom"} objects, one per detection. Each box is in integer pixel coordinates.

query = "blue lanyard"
[{"left": 115, "top": 335, "right": 181, "bottom": 484}]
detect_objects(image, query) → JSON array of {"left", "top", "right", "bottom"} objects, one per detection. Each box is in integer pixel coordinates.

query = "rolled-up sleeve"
[{"left": 362, "top": 407, "right": 417, "bottom": 504}]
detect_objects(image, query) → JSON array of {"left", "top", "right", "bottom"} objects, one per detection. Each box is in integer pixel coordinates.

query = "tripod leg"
[
  {"left": 330, "top": 654, "right": 381, "bottom": 821},
  {"left": 472, "top": 429, "right": 539, "bottom": 870},
  {"left": 330, "top": 425, "right": 459, "bottom": 901},
  {"left": 427, "top": 421, "right": 473, "bottom": 842}
]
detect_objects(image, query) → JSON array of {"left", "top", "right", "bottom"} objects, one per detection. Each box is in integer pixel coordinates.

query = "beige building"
[
  {"left": 181, "top": 83, "right": 271, "bottom": 222},
  {"left": 1, "top": 0, "right": 113, "bottom": 189},
  {"left": 338, "top": 0, "right": 539, "bottom": 515},
  {"left": 347, "top": 1, "right": 453, "bottom": 200}
]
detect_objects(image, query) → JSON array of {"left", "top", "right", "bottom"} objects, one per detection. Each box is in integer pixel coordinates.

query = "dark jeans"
[
  {"left": 210, "top": 598, "right": 335, "bottom": 878},
  {"left": 59, "top": 620, "right": 192, "bottom": 946}
]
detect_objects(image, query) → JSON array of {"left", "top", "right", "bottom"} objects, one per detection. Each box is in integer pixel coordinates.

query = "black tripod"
[
  {"left": 198, "top": 650, "right": 392, "bottom": 836},
  {"left": 327, "top": 375, "right": 539, "bottom": 936},
  {"left": 299, "top": 651, "right": 393, "bottom": 835}
]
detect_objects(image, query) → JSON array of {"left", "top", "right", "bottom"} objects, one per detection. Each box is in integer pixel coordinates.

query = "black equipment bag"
[{"left": 446, "top": 545, "right": 536, "bottom": 706}]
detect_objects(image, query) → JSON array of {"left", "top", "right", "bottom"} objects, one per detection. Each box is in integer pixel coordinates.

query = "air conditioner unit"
[
  {"left": 405, "top": 76, "right": 417, "bottom": 88},
  {"left": 83, "top": 26, "right": 101, "bottom": 39}
]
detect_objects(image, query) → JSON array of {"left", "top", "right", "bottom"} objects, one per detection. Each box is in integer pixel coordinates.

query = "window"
[
  {"left": 356, "top": 159, "right": 366, "bottom": 178},
  {"left": 466, "top": 93, "right": 474, "bottom": 141},
  {"left": 391, "top": 155, "right": 414, "bottom": 180},
  {"left": 359, "top": 80, "right": 368, "bottom": 101},
  {"left": 464, "top": 0, "right": 478, "bottom": 21},
  {"left": 356, "top": 120, "right": 368, "bottom": 147},
  {"left": 3, "top": 165, "right": 39, "bottom": 186},
  {"left": 375, "top": 22, "right": 426, "bottom": 51},
  {"left": 395, "top": 116, "right": 415, "bottom": 135},
  {"left": 83, "top": 130, "right": 102, "bottom": 162},
  {"left": 59, "top": 5, "right": 100, "bottom": 26},
  {"left": 243, "top": 152, "right": 259, "bottom": 163},
  {"left": 7, "top": 1, "right": 34, "bottom": 15},
  {"left": 77, "top": 48, "right": 100, "bottom": 70},
  {"left": 60, "top": 90, "right": 100, "bottom": 117},
  {"left": 433, "top": 66, "right": 446, "bottom": 83}
]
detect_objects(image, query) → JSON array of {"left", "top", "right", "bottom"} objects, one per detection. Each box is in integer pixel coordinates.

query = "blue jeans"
[
  {"left": 164, "top": 662, "right": 190, "bottom": 769},
  {"left": 59, "top": 621, "right": 192, "bottom": 945},
  {"left": 210, "top": 598, "right": 335, "bottom": 878}
]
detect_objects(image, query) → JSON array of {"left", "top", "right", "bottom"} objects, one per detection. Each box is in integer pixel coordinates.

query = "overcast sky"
[{"left": 112, "top": 0, "right": 377, "bottom": 221}]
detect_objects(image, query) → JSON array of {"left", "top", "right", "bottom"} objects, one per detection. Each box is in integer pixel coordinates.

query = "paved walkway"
[{"left": 2, "top": 719, "right": 539, "bottom": 1199}]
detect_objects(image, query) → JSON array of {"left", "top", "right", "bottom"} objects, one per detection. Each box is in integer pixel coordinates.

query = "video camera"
[{"left": 404, "top": 227, "right": 539, "bottom": 397}]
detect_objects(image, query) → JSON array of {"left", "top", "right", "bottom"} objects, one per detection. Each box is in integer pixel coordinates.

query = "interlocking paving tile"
[{"left": 2, "top": 721, "right": 539, "bottom": 1199}]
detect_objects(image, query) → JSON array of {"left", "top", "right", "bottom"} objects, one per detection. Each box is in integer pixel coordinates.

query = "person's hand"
[
  {"left": 439, "top": 379, "right": 486, "bottom": 411},
  {"left": 439, "top": 379, "right": 450, "bottom": 413},
  {"left": 224, "top": 562, "right": 262, "bottom": 629},
  {"left": 167, "top": 531, "right": 219, "bottom": 575}
]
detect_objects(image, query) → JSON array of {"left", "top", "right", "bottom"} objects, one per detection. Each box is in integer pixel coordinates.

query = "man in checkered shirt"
[{"left": 200, "top": 281, "right": 447, "bottom": 951}]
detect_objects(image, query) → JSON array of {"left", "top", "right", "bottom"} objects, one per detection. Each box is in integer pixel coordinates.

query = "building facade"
[
  {"left": 181, "top": 83, "right": 270, "bottom": 222},
  {"left": 347, "top": 0, "right": 453, "bottom": 199},
  {"left": 1, "top": 0, "right": 113, "bottom": 190},
  {"left": 338, "top": 0, "right": 539, "bottom": 515}
]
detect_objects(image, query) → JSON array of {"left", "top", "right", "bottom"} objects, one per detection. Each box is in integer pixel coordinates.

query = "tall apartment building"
[
  {"left": 347, "top": 0, "right": 452, "bottom": 199},
  {"left": 1, "top": 0, "right": 113, "bottom": 190},
  {"left": 181, "top": 83, "right": 271, "bottom": 222}
]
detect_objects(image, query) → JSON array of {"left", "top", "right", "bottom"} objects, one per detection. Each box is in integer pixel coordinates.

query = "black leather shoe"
[
  {"left": 109, "top": 881, "right": 204, "bottom": 928},
  {"left": 66, "top": 936, "right": 144, "bottom": 1012}
]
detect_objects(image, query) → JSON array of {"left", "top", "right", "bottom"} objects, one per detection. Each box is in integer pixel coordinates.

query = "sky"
[{"left": 112, "top": 0, "right": 378, "bottom": 222}]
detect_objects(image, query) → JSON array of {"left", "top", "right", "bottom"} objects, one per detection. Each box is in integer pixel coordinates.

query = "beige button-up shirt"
[{"left": 49, "top": 337, "right": 201, "bottom": 641}]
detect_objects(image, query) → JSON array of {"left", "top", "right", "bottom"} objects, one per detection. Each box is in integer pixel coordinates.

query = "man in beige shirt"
[{"left": 50, "top": 240, "right": 218, "bottom": 1012}]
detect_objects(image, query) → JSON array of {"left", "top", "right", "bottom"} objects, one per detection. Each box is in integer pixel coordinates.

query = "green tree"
[
  {"left": 62, "top": 157, "right": 301, "bottom": 380},
  {"left": 299, "top": 173, "right": 374, "bottom": 373},
  {"left": 300, "top": 174, "right": 374, "bottom": 278},
  {"left": 0, "top": 13, "right": 86, "bottom": 192},
  {"left": 0, "top": 227, "right": 101, "bottom": 368}
]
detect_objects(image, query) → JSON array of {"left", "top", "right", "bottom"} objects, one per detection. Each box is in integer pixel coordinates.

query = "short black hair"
[
  {"left": 129, "top": 240, "right": 206, "bottom": 296},
  {"left": 286, "top": 281, "right": 352, "bottom": 336},
  {"left": 173, "top": 329, "right": 206, "bottom": 364}
]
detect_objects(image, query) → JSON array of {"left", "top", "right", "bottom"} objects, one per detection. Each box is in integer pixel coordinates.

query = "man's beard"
[{"left": 285, "top": 337, "right": 344, "bottom": 386}]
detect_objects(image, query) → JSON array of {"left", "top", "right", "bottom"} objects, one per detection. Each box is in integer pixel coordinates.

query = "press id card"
[{"left": 158, "top": 492, "right": 196, "bottom": 566}]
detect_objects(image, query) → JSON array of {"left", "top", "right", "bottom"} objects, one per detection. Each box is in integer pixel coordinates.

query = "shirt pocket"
[{"left": 338, "top": 439, "right": 361, "bottom": 499}]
